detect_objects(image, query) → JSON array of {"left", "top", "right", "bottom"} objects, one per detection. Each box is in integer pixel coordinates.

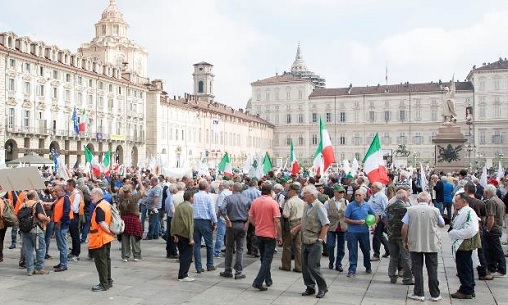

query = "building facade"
[
  {"left": 248, "top": 47, "right": 508, "bottom": 170},
  {"left": 0, "top": 0, "right": 146, "bottom": 168}
]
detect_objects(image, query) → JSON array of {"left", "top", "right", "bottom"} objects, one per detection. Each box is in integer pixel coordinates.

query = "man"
[
  {"left": 21, "top": 191, "right": 51, "bottom": 275},
  {"left": 249, "top": 183, "right": 282, "bottom": 291},
  {"left": 483, "top": 184, "right": 506, "bottom": 278},
  {"left": 66, "top": 179, "right": 82, "bottom": 261},
  {"left": 193, "top": 181, "right": 217, "bottom": 273},
  {"left": 243, "top": 179, "right": 261, "bottom": 257},
  {"left": 118, "top": 180, "right": 145, "bottom": 262},
  {"left": 294, "top": 185, "right": 330, "bottom": 299},
  {"left": 395, "top": 171, "right": 411, "bottom": 190},
  {"left": 402, "top": 191, "right": 444, "bottom": 302},
  {"left": 173, "top": 182, "right": 186, "bottom": 207},
  {"left": 88, "top": 188, "right": 115, "bottom": 292},
  {"left": 280, "top": 183, "right": 305, "bottom": 272},
  {"left": 219, "top": 182, "right": 251, "bottom": 279},
  {"left": 165, "top": 184, "right": 178, "bottom": 258},
  {"left": 384, "top": 189, "right": 413, "bottom": 284},
  {"left": 145, "top": 177, "right": 162, "bottom": 240},
  {"left": 369, "top": 182, "right": 390, "bottom": 261},
  {"left": 171, "top": 190, "right": 196, "bottom": 282},
  {"left": 386, "top": 173, "right": 396, "bottom": 200},
  {"left": 324, "top": 184, "right": 348, "bottom": 272},
  {"left": 214, "top": 180, "right": 232, "bottom": 258},
  {"left": 448, "top": 192, "right": 481, "bottom": 299},
  {"left": 344, "top": 188, "right": 376, "bottom": 277},
  {"left": 52, "top": 184, "right": 72, "bottom": 272},
  {"left": 463, "top": 183, "right": 491, "bottom": 280}
]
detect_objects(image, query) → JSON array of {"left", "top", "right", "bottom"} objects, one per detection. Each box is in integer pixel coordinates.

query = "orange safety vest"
[
  {"left": 52, "top": 196, "right": 74, "bottom": 223},
  {"left": 88, "top": 200, "right": 114, "bottom": 250},
  {"left": 14, "top": 191, "right": 27, "bottom": 216},
  {"left": 69, "top": 190, "right": 85, "bottom": 216}
]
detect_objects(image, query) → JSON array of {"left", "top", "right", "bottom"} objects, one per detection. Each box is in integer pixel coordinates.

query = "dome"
[
  {"left": 100, "top": 0, "right": 126, "bottom": 23},
  {"left": 291, "top": 43, "right": 308, "bottom": 73}
]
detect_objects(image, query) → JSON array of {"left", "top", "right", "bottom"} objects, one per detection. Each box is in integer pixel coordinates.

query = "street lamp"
[{"left": 413, "top": 151, "right": 419, "bottom": 167}]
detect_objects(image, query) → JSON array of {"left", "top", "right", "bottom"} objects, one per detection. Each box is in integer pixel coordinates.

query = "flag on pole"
[
  {"left": 480, "top": 165, "right": 488, "bottom": 188},
  {"left": 312, "top": 117, "right": 335, "bottom": 175},
  {"left": 218, "top": 153, "right": 233, "bottom": 179},
  {"left": 79, "top": 109, "right": 87, "bottom": 132},
  {"left": 72, "top": 107, "right": 79, "bottom": 134},
  {"left": 290, "top": 141, "right": 299, "bottom": 175},
  {"left": 262, "top": 152, "right": 272, "bottom": 175},
  {"left": 496, "top": 161, "right": 504, "bottom": 183},
  {"left": 84, "top": 146, "right": 93, "bottom": 163},
  {"left": 351, "top": 158, "right": 359, "bottom": 177},
  {"left": 362, "top": 133, "right": 389, "bottom": 184},
  {"left": 103, "top": 150, "right": 111, "bottom": 168}
]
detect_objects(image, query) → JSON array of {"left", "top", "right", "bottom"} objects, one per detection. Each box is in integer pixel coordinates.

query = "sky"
[{"left": 1, "top": 0, "right": 507, "bottom": 109}]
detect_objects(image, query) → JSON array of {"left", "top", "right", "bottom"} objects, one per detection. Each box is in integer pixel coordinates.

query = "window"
[
  {"left": 398, "top": 133, "right": 407, "bottom": 145},
  {"left": 298, "top": 135, "right": 304, "bottom": 145},
  {"left": 493, "top": 131, "right": 503, "bottom": 144},
  {"left": 286, "top": 91, "right": 291, "bottom": 100},
  {"left": 339, "top": 135, "right": 346, "bottom": 145},
  {"left": 88, "top": 79, "right": 93, "bottom": 87},
  {"left": 494, "top": 97, "right": 501, "bottom": 118},
  {"left": 23, "top": 82, "right": 30, "bottom": 95},
  {"left": 369, "top": 111, "right": 375, "bottom": 122},
  {"left": 64, "top": 90, "right": 71, "bottom": 102},
  {"left": 414, "top": 133, "right": 423, "bottom": 145},
  {"left": 384, "top": 111, "right": 390, "bottom": 122},
  {"left": 23, "top": 110, "right": 30, "bottom": 127},
  {"left": 415, "top": 108, "right": 422, "bottom": 121},
  {"left": 286, "top": 136, "right": 292, "bottom": 145},
  {"left": 113, "top": 25, "right": 119, "bottom": 35},
  {"left": 118, "top": 86, "right": 122, "bottom": 94},
  {"left": 265, "top": 92, "right": 270, "bottom": 101},
  {"left": 9, "top": 59, "right": 15, "bottom": 69},
  {"left": 312, "top": 134, "right": 318, "bottom": 145},
  {"left": 479, "top": 102, "right": 486, "bottom": 119},
  {"left": 98, "top": 96, "right": 104, "bottom": 108},
  {"left": 431, "top": 108, "right": 438, "bottom": 121},
  {"left": 98, "top": 82, "right": 103, "bottom": 90},
  {"left": 8, "top": 78, "right": 15, "bottom": 91},
  {"left": 116, "top": 122, "right": 121, "bottom": 134},
  {"left": 77, "top": 76, "right": 82, "bottom": 85},
  {"left": 198, "top": 81, "right": 204, "bottom": 93},
  {"left": 312, "top": 113, "right": 317, "bottom": 123},
  {"left": 286, "top": 114, "right": 291, "bottom": 124},
  {"left": 38, "top": 66, "right": 44, "bottom": 77},
  {"left": 102, "top": 25, "right": 106, "bottom": 35},
  {"left": 256, "top": 93, "right": 261, "bottom": 101},
  {"left": 52, "top": 87, "right": 58, "bottom": 99},
  {"left": 275, "top": 91, "right": 279, "bottom": 100},
  {"left": 24, "top": 62, "right": 30, "bottom": 72},
  {"left": 274, "top": 114, "right": 279, "bottom": 124},
  {"left": 479, "top": 130, "right": 486, "bottom": 144},
  {"left": 383, "top": 134, "right": 391, "bottom": 145},
  {"left": 326, "top": 112, "right": 332, "bottom": 122},
  {"left": 298, "top": 114, "right": 304, "bottom": 123},
  {"left": 399, "top": 110, "right": 406, "bottom": 122},
  {"left": 37, "top": 84, "right": 44, "bottom": 96},
  {"left": 7, "top": 108, "right": 14, "bottom": 128},
  {"left": 53, "top": 70, "right": 59, "bottom": 79},
  {"left": 479, "top": 81, "right": 485, "bottom": 91},
  {"left": 353, "top": 134, "right": 361, "bottom": 145},
  {"left": 494, "top": 80, "right": 500, "bottom": 90},
  {"left": 339, "top": 112, "right": 346, "bottom": 122},
  {"left": 108, "top": 84, "right": 113, "bottom": 92},
  {"left": 65, "top": 73, "right": 71, "bottom": 82}
]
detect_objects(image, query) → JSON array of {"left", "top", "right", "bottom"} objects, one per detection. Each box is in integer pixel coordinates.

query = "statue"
[{"left": 442, "top": 77, "right": 457, "bottom": 123}]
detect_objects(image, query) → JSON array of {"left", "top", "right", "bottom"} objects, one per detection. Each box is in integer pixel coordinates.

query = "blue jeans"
[
  {"left": 148, "top": 211, "right": 160, "bottom": 238},
  {"left": 10, "top": 225, "right": 18, "bottom": 247},
  {"left": 55, "top": 225, "right": 69, "bottom": 268},
  {"left": 81, "top": 211, "right": 91, "bottom": 242},
  {"left": 435, "top": 202, "right": 444, "bottom": 216},
  {"left": 253, "top": 237, "right": 276, "bottom": 287},
  {"left": 213, "top": 218, "right": 226, "bottom": 257},
  {"left": 22, "top": 231, "right": 46, "bottom": 273},
  {"left": 347, "top": 232, "right": 371, "bottom": 273},
  {"left": 45, "top": 221, "right": 54, "bottom": 256},
  {"left": 140, "top": 204, "right": 148, "bottom": 232},
  {"left": 327, "top": 231, "right": 346, "bottom": 268},
  {"left": 193, "top": 219, "right": 214, "bottom": 270}
]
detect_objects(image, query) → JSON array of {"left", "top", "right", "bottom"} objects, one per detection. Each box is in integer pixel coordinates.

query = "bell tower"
[{"left": 192, "top": 62, "right": 215, "bottom": 102}]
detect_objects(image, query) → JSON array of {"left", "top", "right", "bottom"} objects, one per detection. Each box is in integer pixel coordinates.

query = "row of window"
[
  {"left": 255, "top": 89, "right": 305, "bottom": 102},
  {"left": 7, "top": 59, "right": 144, "bottom": 97}
]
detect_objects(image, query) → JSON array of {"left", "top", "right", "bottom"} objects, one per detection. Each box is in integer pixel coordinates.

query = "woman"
[{"left": 118, "top": 181, "right": 144, "bottom": 262}]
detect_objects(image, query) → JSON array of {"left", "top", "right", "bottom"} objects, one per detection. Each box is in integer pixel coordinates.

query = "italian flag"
[
  {"left": 79, "top": 109, "right": 87, "bottom": 132},
  {"left": 84, "top": 145, "right": 101, "bottom": 177},
  {"left": 218, "top": 153, "right": 233, "bottom": 179},
  {"left": 290, "top": 141, "right": 299, "bottom": 175},
  {"left": 362, "top": 133, "right": 389, "bottom": 184},
  {"left": 312, "top": 117, "right": 335, "bottom": 175}
]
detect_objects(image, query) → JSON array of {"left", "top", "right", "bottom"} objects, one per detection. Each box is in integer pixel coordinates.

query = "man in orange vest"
[
  {"left": 52, "top": 184, "right": 72, "bottom": 272},
  {"left": 88, "top": 187, "right": 115, "bottom": 292},
  {"left": 66, "top": 179, "right": 82, "bottom": 261}
]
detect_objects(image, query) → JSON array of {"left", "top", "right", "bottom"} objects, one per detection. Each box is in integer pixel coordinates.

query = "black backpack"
[{"left": 17, "top": 202, "right": 37, "bottom": 233}]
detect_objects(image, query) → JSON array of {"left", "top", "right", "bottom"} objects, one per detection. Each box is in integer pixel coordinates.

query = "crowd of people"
[{"left": 0, "top": 165, "right": 507, "bottom": 300}]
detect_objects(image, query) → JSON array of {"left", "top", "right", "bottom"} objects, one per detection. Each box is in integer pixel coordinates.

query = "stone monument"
[{"left": 432, "top": 77, "right": 467, "bottom": 173}]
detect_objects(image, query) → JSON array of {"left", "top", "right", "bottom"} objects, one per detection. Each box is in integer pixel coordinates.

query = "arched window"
[{"left": 198, "top": 81, "right": 204, "bottom": 93}]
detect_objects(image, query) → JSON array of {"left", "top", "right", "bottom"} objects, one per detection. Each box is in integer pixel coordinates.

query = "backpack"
[
  {"left": 1, "top": 198, "right": 17, "bottom": 227},
  {"left": 17, "top": 202, "right": 37, "bottom": 233},
  {"left": 109, "top": 203, "right": 125, "bottom": 235}
]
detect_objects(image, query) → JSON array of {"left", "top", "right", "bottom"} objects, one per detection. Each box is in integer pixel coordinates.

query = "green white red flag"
[
  {"left": 218, "top": 153, "right": 233, "bottom": 179},
  {"left": 312, "top": 117, "right": 335, "bottom": 175},
  {"left": 290, "top": 141, "right": 299, "bottom": 175},
  {"left": 362, "top": 133, "right": 389, "bottom": 184}
]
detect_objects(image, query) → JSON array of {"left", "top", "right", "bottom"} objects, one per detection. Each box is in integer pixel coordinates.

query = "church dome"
[{"left": 100, "top": 0, "right": 126, "bottom": 23}]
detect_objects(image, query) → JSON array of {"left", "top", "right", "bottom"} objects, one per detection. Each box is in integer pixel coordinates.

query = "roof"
[
  {"left": 251, "top": 73, "right": 311, "bottom": 86},
  {"left": 309, "top": 81, "right": 474, "bottom": 98},
  {"left": 471, "top": 58, "right": 508, "bottom": 71},
  {"left": 193, "top": 61, "right": 213, "bottom": 66}
]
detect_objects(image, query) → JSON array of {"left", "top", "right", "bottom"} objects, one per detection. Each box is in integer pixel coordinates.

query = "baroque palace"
[
  {"left": 247, "top": 46, "right": 508, "bottom": 170},
  {"left": 0, "top": 0, "right": 273, "bottom": 169}
]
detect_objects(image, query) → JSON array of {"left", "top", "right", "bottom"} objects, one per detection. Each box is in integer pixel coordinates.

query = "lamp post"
[{"left": 413, "top": 151, "right": 419, "bottom": 167}]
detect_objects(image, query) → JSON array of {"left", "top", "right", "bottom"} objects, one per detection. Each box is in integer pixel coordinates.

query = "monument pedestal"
[{"left": 432, "top": 123, "right": 467, "bottom": 174}]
